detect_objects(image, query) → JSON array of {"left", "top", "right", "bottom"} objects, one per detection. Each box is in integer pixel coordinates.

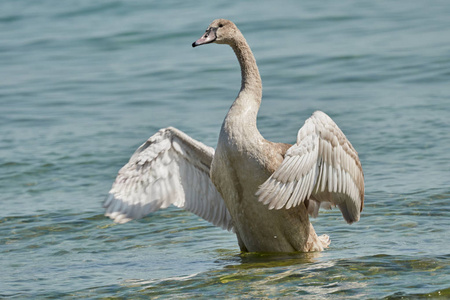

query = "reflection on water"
[
  {"left": 118, "top": 253, "right": 449, "bottom": 299},
  {"left": 231, "top": 251, "right": 324, "bottom": 268}
]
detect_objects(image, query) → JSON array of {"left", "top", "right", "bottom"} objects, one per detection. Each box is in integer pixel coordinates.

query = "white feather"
[
  {"left": 257, "top": 111, "right": 364, "bottom": 224},
  {"left": 104, "top": 127, "right": 234, "bottom": 231}
]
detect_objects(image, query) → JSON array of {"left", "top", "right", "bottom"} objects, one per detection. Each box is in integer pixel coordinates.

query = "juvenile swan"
[{"left": 104, "top": 19, "right": 364, "bottom": 252}]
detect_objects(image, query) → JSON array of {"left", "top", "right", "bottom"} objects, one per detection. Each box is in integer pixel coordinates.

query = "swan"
[{"left": 104, "top": 19, "right": 364, "bottom": 252}]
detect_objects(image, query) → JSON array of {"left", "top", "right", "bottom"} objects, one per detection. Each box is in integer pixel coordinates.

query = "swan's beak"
[{"left": 192, "top": 28, "right": 217, "bottom": 47}]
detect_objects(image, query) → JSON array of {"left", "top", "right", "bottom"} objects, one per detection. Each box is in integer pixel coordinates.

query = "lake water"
[{"left": 1, "top": 0, "right": 449, "bottom": 298}]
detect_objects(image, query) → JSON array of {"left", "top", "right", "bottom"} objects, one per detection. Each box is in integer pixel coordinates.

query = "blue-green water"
[{"left": 1, "top": 0, "right": 449, "bottom": 298}]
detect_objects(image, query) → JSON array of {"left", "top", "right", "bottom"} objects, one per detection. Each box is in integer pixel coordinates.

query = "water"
[{"left": 1, "top": 0, "right": 449, "bottom": 298}]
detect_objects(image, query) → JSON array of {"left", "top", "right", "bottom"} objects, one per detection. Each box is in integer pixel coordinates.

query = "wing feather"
[
  {"left": 257, "top": 111, "right": 364, "bottom": 224},
  {"left": 104, "top": 127, "right": 233, "bottom": 231}
]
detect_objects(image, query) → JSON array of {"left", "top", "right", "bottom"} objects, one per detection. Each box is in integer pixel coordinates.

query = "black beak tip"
[{"left": 192, "top": 42, "right": 197, "bottom": 48}]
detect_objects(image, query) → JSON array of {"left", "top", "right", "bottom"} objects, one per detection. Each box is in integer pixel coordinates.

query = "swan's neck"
[
  {"left": 232, "top": 39, "right": 262, "bottom": 101},
  {"left": 224, "top": 36, "right": 262, "bottom": 137}
]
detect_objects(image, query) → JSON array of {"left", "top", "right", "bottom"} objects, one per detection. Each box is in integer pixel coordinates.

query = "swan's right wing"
[
  {"left": 257, "top": 111, "right": 364, "bottom": 224},
  {"left": 104, "top": 127, "right": 233, "bottom": 231}
]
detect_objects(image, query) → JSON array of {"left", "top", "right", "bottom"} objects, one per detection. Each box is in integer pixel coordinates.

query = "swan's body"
[{"left": 104, "top": 19, "right": 364, "bottom": 252}]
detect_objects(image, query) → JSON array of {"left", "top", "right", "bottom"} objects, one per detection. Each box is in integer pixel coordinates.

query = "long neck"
[
  {"left": 225, "top": 35, "right": 262, "bottom": 131},
  {"left": 232, "top": 38, "right": 262, "bottom": 100}
]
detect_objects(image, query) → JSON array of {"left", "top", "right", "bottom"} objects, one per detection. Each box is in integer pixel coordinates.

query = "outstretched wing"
[
  {"left": 104, "top": 127, "right": 233, "bottom": 231},
  {"left": 257, "top": 111, "right": 364, "bottom": 224}
]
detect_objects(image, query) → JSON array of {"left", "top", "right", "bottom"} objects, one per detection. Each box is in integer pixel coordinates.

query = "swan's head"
[{"left": 192, "top": 19, "right": 240, "bottom": 47}]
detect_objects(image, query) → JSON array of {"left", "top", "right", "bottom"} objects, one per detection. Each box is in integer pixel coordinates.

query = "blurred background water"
[{"left": 1, "top": 0, "right": 449, "bottom": 298}]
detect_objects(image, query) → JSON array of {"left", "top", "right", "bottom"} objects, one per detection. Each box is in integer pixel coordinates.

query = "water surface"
[{"left": 1, "top": 0, "right": 449, "bottom": 298}]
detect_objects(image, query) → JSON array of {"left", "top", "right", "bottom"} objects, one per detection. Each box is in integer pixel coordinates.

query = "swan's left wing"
[
  {"left": 257, "top": 111, "right": 364, "bottom": 224},
  {"left": 104, "top": 127, "right": 233, "bottom": 231}
]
